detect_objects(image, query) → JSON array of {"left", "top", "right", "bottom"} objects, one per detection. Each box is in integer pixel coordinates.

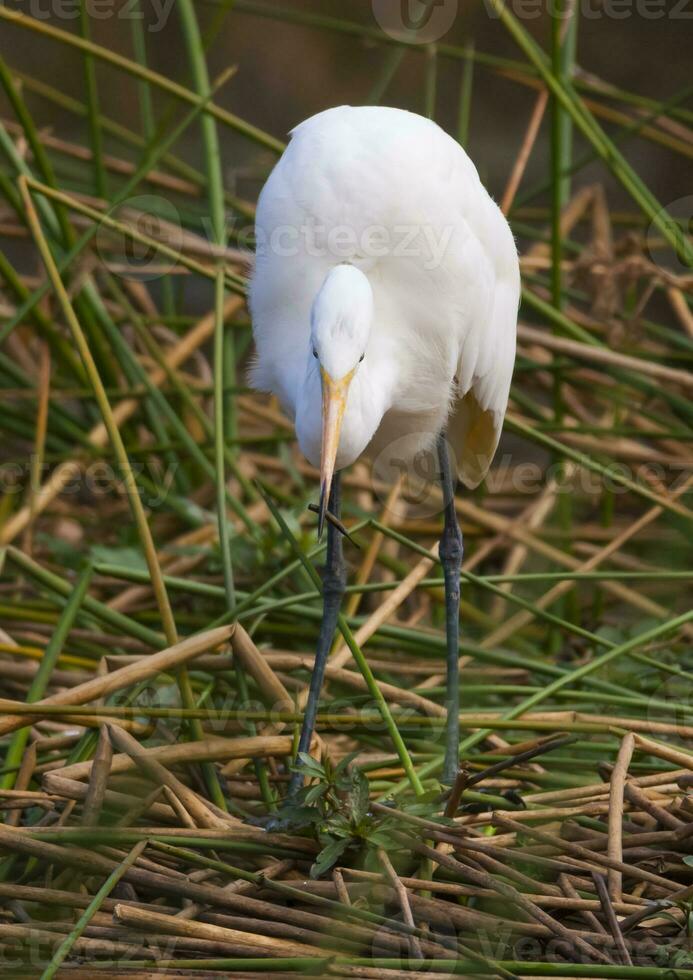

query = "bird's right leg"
[
  {"left": 437, "top": 432, "right": 464, "bottom": 786},
  {"left": 287, "top": 473, "right": 346, "bottom": 800}
]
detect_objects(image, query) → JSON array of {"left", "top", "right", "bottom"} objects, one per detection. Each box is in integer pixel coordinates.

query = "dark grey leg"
[
  {"left": 437, "top": 432, "right": 464, "bottom": 785},
  {"left": 287, "top": 473, "right": 346, "bottom": 800}
]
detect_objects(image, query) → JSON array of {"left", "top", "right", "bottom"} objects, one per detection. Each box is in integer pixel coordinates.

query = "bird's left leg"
[
  {"left": 437, "top": 431, "right": 464, "bottom": 785},
  {"left": 287, "top": 473, "right": 346, "bottom": 800}
]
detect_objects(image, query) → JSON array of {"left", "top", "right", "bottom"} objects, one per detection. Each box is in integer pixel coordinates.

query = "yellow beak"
[{"left": 318, "top": 366, "right": 355, "bottom": 537}]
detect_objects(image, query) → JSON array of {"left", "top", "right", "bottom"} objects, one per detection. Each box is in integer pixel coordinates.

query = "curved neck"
[{"left": 295, "top": 354, "right": 393, "bottom": 471}]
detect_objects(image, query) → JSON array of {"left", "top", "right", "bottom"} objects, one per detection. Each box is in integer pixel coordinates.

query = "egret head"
[{"left": 310, "top": 264, "right": 373, "bottom": 535}]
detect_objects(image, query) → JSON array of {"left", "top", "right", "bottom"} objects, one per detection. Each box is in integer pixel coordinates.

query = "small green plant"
[
  {"left": 283, "top": 752, "right": 385, "bottom": 877},
  {"left": 635, "top": 893, "right": 693, "bottom": 969},
  {"left": 284, "top": 752, "right": 453, "bottom": 878}
]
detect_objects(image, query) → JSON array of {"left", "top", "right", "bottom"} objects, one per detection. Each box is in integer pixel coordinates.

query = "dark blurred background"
[{"left": 0, "top": 0, "right": 690, "bottom": 212}]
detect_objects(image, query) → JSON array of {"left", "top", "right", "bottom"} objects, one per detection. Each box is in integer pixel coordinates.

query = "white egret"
[{"left": 250, "top": 105, "right": 520, "bottom": 790}]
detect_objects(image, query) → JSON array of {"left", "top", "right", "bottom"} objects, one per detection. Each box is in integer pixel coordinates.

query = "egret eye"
[
  {"left": 359, "top": 353, "right": 365, "bottom": 363},
  {"left": 312, "top": 348, "right": 318, "bottom": 359}
]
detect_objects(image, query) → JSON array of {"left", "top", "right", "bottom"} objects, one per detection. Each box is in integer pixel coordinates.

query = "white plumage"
[{"left": 250, "top": 105, "right": 520, "bottom": 491}]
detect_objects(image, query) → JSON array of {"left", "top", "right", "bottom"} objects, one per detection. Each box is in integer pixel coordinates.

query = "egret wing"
[{"left": 448, "top": 209, "right": 520, "bottom": 489}]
